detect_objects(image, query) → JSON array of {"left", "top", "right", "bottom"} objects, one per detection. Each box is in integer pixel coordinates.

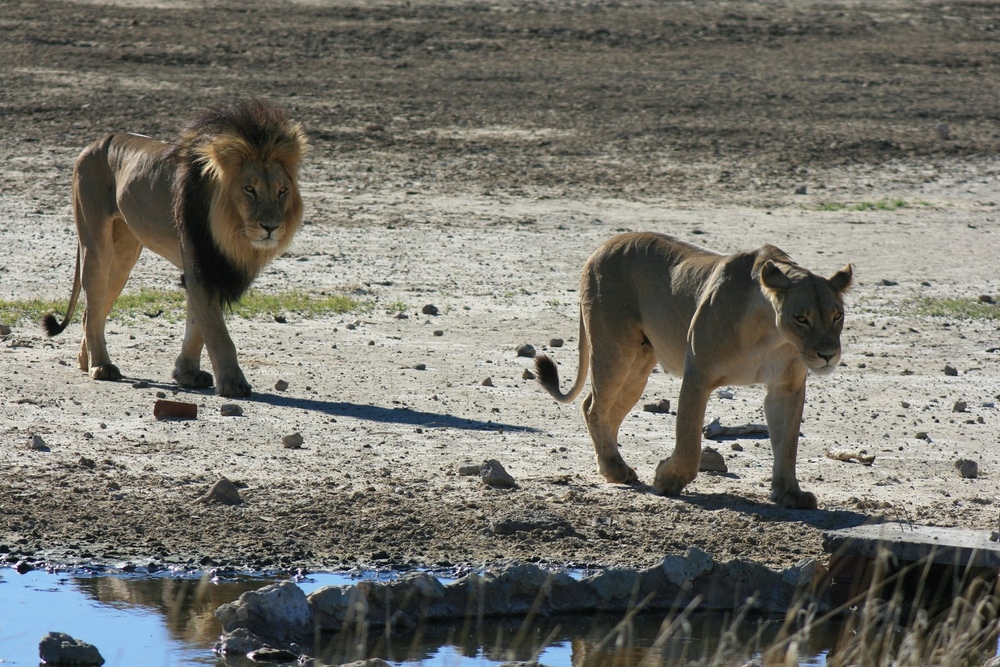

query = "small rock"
[
  {"left": 916, "top": 431, "right": 930, "bottom": 441},
  {"left": 481, "top": 377, "right": 494, "bottom": 387},
  {"left": 422, "top": 304, "right": 439, "bottom": 315},
  {"left": 153, "top": 399, "right": 197, "bottom": 420},
  {"left": 936, "top": 122, "right": 951, "bottom": 140},
  {"left": 481, "top": 459, "right": 517, "bottom": 488},
  {"left": 979, "top": 294, "right": 996, "bottom": 304},
  {"left": 413, "top": 363, "right": 427, "bottom": 371},
  {"left": 249, "top": 647, "right": 300, "bottom": 663},
  {"left": 458, "top": 463, "right": 482, "bottom": 476},
  {"left": 39, "top": 632, "right": 105, "bottom": 666},
  {"left": 717, "top": 389, "right": 734, "bottom": 400},
  {"left": 155, "top": 391, "right": 167, "bottom": 399},
  {"left": 395, "top": 312, "right": 409, "bottom": 320},
  {"left": 730, "top": 442, "right": 744, "bottom": 452},
  {"left": 131, "top": 380, "right": 149, "bottom": 389},
  {"left": 794, "top": 185, "right": 807, "bottom": 195},
  {"left": 15, "top": 560, "right": 34, "bottom": 574},
  {"left": 549, "top": 338, "right": 564, "bottom": 348},
  {"left": 282, "top": 433, "right": 304, "bottom": 449},
  {"left": 516, "top": 344, "right": 536, "bottom": 358},
  {"left": 433, "top": 330, "right": 444, "bottom": 337},
  {"left": 0, "top": 324, "right": 11, "bottom": 336},
  {"left": 880, "top": 279, "right": 899, "bottom": 286},
  {"left": 273, "top": 314, "right": 287, "bottom": 323},
  {"left": 522, "top": 369, "right": 535, "bottom": 380},
  {"left": 699, "top": 446, "right": 728, "bottom": 473},
  {"left": 944, "top": 365, "right": 958, "bottom": 376},
  {"left": 27, "top": 434, "right": 50, "bottom": 451},
  {"left": 956, "top": 459, "right": 979, "bottom": 479},
  {"left": 78, "top": 456, "right": 96, "bottom": 469},
  {"left": 642, "top": 399, "right": 671, "bottom": 414},
  {"left": 953, "top": 400, "right": 968, "bottom": 413},
  {"left": 274, "top": 379, "right": 289, "bottom": 391},
  {"left": 220, "top": 404, "right": 243, "bottom": 417},
  {"left": 197, "top": 477, "right": 243, "bottom": 505},
  {"left": 901, "top": 401, "right": 910, "bottom": 408}
]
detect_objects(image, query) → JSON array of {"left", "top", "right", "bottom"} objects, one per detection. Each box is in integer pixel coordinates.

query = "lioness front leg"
[
  {"left": 764, "top": 380, "right": 816, "bottom": 509},
  {"left": 653, "top": 373, "right": 711, "bottom": 496}
]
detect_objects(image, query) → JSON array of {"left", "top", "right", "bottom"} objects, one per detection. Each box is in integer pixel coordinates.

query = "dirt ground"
[{"left": 2, "top": 0, "right": 1000, "bottom": 577}]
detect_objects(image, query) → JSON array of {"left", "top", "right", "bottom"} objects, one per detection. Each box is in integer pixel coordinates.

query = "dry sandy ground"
[{"left": 1, "top": 0, "right": 999, "bottom": 576}]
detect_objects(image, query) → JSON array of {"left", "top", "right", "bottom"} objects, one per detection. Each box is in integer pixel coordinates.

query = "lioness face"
[
  {"left": 235, "top": 160, "right": 299, "bottom": 249},
  {"left": 761, "top": 262, "right": 853, "bottom": 376}
]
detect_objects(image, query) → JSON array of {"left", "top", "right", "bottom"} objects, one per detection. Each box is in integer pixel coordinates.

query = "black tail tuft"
[
  {"left": 42, "top": 313, "right": 67, "bottom": 337},
  {"left": 534, "top": 354, "right": 560, "bottom": 393}
]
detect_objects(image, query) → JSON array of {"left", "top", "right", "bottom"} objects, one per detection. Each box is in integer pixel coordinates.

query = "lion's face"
[
  {"left": 761, "top": 261, "right": 853, "bottom": 376},
  {"left": 233, "top": 159, "right": 301, "bottom": 250}
]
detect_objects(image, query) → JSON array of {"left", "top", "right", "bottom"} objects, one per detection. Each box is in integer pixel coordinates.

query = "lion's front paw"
[
  {"left": 90, "top": 364, "right": 122, "bottom": 382},
  {"left": 653, "top": 457, "right": 697, "bottom": 496},
  {"left": 599, "top": 458, "right": 639, "bottom": 485},
  {"left": 174, "top": 369, "right": 214, "bottom": 390},
  {"left": 772, "top": 488, "right": 818, "bottom": 510}
]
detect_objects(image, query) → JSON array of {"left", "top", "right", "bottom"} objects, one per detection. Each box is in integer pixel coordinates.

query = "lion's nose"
[{"left": 260, "top": 220, "right": 280, "bottom": 234}]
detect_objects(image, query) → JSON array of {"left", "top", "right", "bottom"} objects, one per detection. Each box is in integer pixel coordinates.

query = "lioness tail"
[
  {"left": 42, "top": 245, "right": 83, "bottom": 337},
  {"left": 534, "top": 313, "right": 589, "bottom": 403}
]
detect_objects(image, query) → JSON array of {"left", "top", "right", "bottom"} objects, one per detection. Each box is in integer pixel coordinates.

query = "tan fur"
[
  {"left": 535, "top": 232, "right": 852, "bottom": 509},
  {"left": 43, "top": 100, "right": 307, "bottom": 397}
]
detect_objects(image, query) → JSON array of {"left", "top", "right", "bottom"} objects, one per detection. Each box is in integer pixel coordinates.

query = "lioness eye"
[
  {"left": 832, "top": 312, "right": 843, "bottom": 322},
  {"left": 795, "top": 315, "right": 809, "bottom": 325}
]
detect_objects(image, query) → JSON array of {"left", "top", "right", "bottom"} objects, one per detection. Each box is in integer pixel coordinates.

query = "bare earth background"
[{"left": 1, "top": 0, "right": 999, "bottom": 575}]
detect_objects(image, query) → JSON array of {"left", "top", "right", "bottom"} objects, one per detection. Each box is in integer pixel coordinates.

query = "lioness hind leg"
[{"left": 583, "top": 339, "right": 657, "bottom": 484}]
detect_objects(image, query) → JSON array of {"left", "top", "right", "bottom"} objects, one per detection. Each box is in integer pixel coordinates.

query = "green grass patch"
[
  {"left": 911, "top": 296, "right": 1000, "bottom": 320},
  {"left": 0, "top": 288, "right": 366, "bottom": 327},
  {"left": 817, "top": 198, "right": 927, "bottom": 212}
]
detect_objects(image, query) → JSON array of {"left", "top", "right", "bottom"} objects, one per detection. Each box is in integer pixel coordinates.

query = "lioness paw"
[
  {"left": 599, "top": 459, "right": 639, "bottom": 485},
  {"left": 174, "top": 369, "right": 214, "bottom": 390},
  {"left": 772, "top": 488, "right": 818, "bottom": 510},
  {"left": 90, "top": 364, "right": 122, "bottom": 382},
  {"left": 653, "top": 458, "right": 696, "bottom": 496}
]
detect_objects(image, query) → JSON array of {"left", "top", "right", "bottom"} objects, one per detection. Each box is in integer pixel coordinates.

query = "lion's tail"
[
  {"left": 42, "top": 244, "right": 82, "bottom": 337},
  {"left": 534, "top": 312, "right": 589, "bottom": 403}
]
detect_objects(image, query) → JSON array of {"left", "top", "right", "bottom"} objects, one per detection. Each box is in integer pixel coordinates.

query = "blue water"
[{"left": 0, "top": 567, "right": 830, "bottom": 667}]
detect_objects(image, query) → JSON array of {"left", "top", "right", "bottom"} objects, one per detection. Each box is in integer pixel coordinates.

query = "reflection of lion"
[
  {"left": 536, "top": 232, "right": 852, "bottom": 508},
  {"left": 43, "top": 99, "right": 307, "bottom": 397}
]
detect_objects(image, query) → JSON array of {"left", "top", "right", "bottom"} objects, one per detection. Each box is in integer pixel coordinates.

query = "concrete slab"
[{"left": 823, "top": 523, "right": 1000, "bottom": 570}]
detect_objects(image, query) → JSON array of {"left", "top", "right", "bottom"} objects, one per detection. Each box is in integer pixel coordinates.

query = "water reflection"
[{"left": 0, "top": 569, "right": 839, "bottom": 667}]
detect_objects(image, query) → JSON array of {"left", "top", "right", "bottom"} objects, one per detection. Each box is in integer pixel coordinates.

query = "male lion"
[
  {"left": 43, "top": 98, "right": 307, "bottom": 397},
  {"left": 535, "top": 232, "right": 852, "bottom": 509}
]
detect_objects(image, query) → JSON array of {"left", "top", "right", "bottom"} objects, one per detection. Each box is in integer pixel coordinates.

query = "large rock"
[
  {"left": 216, "top": 580, "right": 312, "bottom": 645},
  {"left": 39, "top": 632, "right": 105, "bottom": 666}
]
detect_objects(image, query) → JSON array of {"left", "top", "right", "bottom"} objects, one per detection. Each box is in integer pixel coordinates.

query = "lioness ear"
[
  {"left": 828, "top": 263, "right": 853, "bottom": 293},
  {"left": 760, "top": 260, "right": 792, "bottom": 292}
]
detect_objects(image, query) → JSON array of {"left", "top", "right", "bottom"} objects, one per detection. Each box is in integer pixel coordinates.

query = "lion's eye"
[
  {"left": 244, "top": 185, "right": 256, "bottom": 197},
  {"left": 278, "top": 186, "right": 289, "bottom": 197}
]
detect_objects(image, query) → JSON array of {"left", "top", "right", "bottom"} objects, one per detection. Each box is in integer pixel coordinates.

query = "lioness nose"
[{"left": 818, "top": 352, "right": 837, "bottom": 363}]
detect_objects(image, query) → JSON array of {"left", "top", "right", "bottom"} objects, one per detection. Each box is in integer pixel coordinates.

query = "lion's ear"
[
  {"left": 828, "top": 263, "right": 853, "bottom": 293},
  {"left": 760, "top": 260, "right": 792, "bottom": 292}
]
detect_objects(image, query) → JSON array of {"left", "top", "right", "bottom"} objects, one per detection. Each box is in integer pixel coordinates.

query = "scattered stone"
[
  {"left": 944, "top": 365, "right": 958, "bottom": 376},
  {"left": 521, "top": 369, "right": 535, "bottom": 380},
  {"left": 901, "top": 401, "right": 910, "bottom": 408},
  {"left": 282, "top": 433, "right": 304, "bottom": 449},
  {"left": 481, "top": 377, "right": 494, "bottom": 387},
  {"left": 422, "top": 304, "right": 439, "bottom": 315},
  {"left": 156, "top": 391, "right": 167, "bottom": 399},
  {"left": 699, "top": 446, "right": 727, "bottom": 473},
  {"left": 413, "top": 363, "right": 427, "bottom": 371},
  {"left": 730, "top": 442, "right": 744, "bottom": 452},
  {"left": 549, "top": 338, "right": 564, "bottom": 348},
  {"left": 824, "top": 448, "right": 876, "bottom": 465},
  {"left": 794, "top": 184, "right": 808, "bottom": 195},
  {"left": 220, "top": 404, "right": 243, "bottom": 417},
  {"left": 274, "top": 379, "right": 289, "bottom": 391},
  {"left": 153, "top": 399, "right": 197, "bottom": 421},
  {"left": 492, "top": 512, "right": 572, "bottom": 536},
  {"left": 78, "top": 456, "right": 96, "bottom": 469},
  {"left": 936, "top": 122, "right": 951, "bottom": 140},
  {"left": 643, "top": 399, "right": 671, "bottom": 414},
  {"left": 39, "top": 632, "right": 105, "bottom": 666},
  {"left": 197, "top": 477, "right": 243, "bottom": 505},
  {"left": 717, "top": 389, "right": 734, "bottom": 399},
  {"left": 433, "top": 330, "right": 444, "bottom": 337},
  {"left": 702, "top": 417, "right": 768, "bottom": 439},
  {"left": 516, "top": 344, "right": 536, "bottom": 358},
  {"left": 395, "top": 312, "right": 409, "bottom": 320},
  {"left": 248, "top": 647, "right": 299, "bottom": 663},
  {"left": 916, "top": 431, "right": 931, "bottom": 441},
  {"left": 953, "top": 400, "right": 968, "bottom": 413},
  {"left": 15, "top": 560, "right": 34, "bottom": 574},
  {"left": 481, "top": 459, "right": 517, "bottom": 488},
  {"left": 0, "top": 324, "right": 11, "bottom": 336},
  {"left": 458, "top": 463, "right": 482, "bottom": 476},
  {"left": 879, "top": 279, "right": 899, "bottom": 286},
  {"left": 956, "top": 459, "right": 979, "bottom": 479},
  {"left": 662, "top": 547, "right": 714, "bottom": 586},
  {"left": 27, "top": 434, "right": 49, "bottom": 451},
  {"left": 131, "top": 380, "right": 149, "bottom": 389},
  {"left": 979, "top": 294, "right": 996, "bottom": 304}
]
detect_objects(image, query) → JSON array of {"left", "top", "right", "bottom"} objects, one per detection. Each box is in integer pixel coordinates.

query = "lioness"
[
  {"left": 43, "top": 99, "right": 307, "bottom": 397},
  {"left": 535, "top": 232, "right": 852, "bottom": 509}
]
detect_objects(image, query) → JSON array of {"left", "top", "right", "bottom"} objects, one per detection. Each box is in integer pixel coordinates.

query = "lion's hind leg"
[{"left": 583, "top": 332, "right": 657, "bottom": 484}]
